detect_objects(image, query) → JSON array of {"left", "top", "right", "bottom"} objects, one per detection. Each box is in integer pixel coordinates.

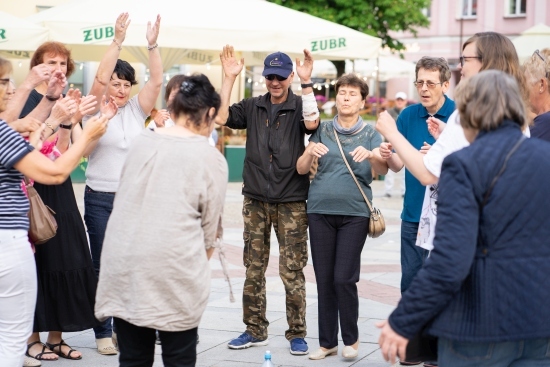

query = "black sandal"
[
  {"left": 25, "top": 341, "right": 58, "bottom": 360},
  {"left": 45, "top": 339, "right": 82, "bottom": 360}
]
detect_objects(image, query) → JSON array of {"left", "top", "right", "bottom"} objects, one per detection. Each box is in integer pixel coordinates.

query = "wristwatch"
[
  {"left": 301, "top": 83, "right": 314, "bottom": 89},
  {"left": 59, "top": 123, "right": 73, "bottom": 130}
]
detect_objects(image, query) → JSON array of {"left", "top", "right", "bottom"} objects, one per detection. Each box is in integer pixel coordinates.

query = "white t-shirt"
[
  {"left": 416, "top": 111, "right": 531, "bottom": 250},
  {"left": 84, "top": 95, "right": 148, "bottom": 192}
]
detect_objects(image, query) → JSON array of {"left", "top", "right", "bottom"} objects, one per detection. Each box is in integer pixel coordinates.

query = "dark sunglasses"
[{"left": 265, "top": 74, "right": 288, "bottom": 82}]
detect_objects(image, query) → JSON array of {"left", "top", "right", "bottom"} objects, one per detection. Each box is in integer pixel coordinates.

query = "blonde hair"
[
  {"left": 456, "top": 70, "right": 526, "bottom": 132},
  {"left": 522, "top": 48, "right": 550, "bottom": 86}
]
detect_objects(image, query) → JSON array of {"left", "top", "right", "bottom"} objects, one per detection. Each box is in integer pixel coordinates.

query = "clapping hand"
[
  {"left": 51, "top": 91, "right": 78, "bottom": 123},
  {"left": 220, "top": 45, "right": 244, "bottom": 79},
  {"left": 45, "top": 71, "right": 67, "bottom": 100},
  {"left": 28, "top": 123, "right": 46, "bottom": 151},
  {"left": 419, "top": 142, "right": 431, "bottom": 154},
  {"left": 22, "top": 64, "right": 52, "bottom": 90},
  {"left": 100, "top": 95, "right": 118, "bottom": 120},
  {"left": 76, "top": 95, "right": 98, "bottom": 119}
]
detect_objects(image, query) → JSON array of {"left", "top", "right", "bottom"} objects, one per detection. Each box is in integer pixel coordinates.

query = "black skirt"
[{"left": 33, "top": 177, "right": 99, "bottom": 332}]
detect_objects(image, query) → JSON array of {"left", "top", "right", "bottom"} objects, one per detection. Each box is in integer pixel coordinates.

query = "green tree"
[{"left": 269, "top": 0, "right": 431, "bottom": 75}]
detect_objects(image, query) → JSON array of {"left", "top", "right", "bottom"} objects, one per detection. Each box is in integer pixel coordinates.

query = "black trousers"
[
  {"left": 114, "top": 317, "right": 197, "bottom": 367},
  {"left": 308, "top": 214, "right": 369, "bottom": 348}
]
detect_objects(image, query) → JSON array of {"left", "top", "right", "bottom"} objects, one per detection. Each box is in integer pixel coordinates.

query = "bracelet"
[
  {"left": 147, "top": 43, "right": 158, "bottom": 51},
  {"left": 113, "top": 39, "right": 122, "bottom": 51},
  {"left": 45, "top": 95, "right": 60, "bottom": 101},
  {"left": 301, "top": 83, "right": 314, "bottom": 89},
  {"left": 59, "top": 123, "right": 73, "bottom": 130},
  {"left": 44, "top": 121, "right": 56, "bottom": 134}
]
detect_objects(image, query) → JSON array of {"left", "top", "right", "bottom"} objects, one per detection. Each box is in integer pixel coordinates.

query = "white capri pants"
[{"left": 0, "top": 229, "right": 37, "bottom": 367}]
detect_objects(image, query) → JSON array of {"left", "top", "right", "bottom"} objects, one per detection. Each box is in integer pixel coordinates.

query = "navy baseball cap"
[{"left": 262, "top": 52, "right": 293, "bottom": 78}]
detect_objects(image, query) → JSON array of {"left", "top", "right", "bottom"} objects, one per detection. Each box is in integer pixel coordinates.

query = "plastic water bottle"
[{"left": 261, "top": 350, "right": 274, "bottom": 367}]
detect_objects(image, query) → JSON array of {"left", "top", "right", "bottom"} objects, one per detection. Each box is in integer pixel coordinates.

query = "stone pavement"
[{"left": 40, "top": 179, "right": 409, "bottom": 367}]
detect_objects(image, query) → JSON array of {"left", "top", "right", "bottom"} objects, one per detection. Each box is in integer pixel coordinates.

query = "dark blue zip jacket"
[{"left": 389, "top": 120, "right": 550, "bottom": 342}]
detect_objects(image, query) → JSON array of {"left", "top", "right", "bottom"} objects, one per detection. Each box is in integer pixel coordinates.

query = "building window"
[
  {"left": 421, "top": 6, "right": 431, "bottom": 19},
  {"left": 462, "top": 0, "right": 477, "bottom": 17},
  {"left": 507, "top": 0, "right": 526, "bottom": 15}
]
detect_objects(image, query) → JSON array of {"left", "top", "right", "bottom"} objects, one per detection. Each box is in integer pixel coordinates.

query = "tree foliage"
[{"left": 269, "top": 0, "right": 431, "bottom": 52}]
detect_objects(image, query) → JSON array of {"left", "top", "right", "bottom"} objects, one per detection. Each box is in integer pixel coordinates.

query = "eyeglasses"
[
  {"left": 413, "top": 80, "right": 442, "bottom": 89},
  {"left": 265, "top": 74, "right": 288, "bottom": 82},
  {"left": 459, "top": 56, "right": 482, "bottom": 67},
  {"left": 0, "top": 78, "right": 9, "bottom": 89},
  {"left": 533, "top": 49, "right": 546, "bottom": 62}
]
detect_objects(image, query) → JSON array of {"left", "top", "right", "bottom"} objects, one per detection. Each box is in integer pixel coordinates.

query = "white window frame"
[
  {"left": 421, "top": 6, "right": 431, "bottom": 20},
  {"left": 505, "top": 0, "right": 526, "bottom": 16},
  {"left": 460, "top": 0, "right": 477, "bottom": 18}
]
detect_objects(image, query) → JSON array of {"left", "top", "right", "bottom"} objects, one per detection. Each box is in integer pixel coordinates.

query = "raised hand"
[
  {"left": 146, "top": 14, "right": 161, "bottom": 46},
  {"left": 99, "top": 95, "right": 118, "bottom": 120},
  {"left": 22, "top": 64, "right": 52, "bottom": 89},
  {"left": 45, "top": 71, "right": 67, "bottom": 100},
  {"left": 427, "top": 116, "right": 446, "bottom": 140},
  {"left": 220, "top": 45, "right": 244, "bottom": 78},
  {"left": 296, "top": 49, "right": 314, "bottom": 82},
  {"left": 350, "top": 146, "right": 373, "bottom": 162},
  {"left": 375, "top": 111, "right": 399, "bottom": 139},
  {"left": 115, "top": 12, "right": 131, "bottom": 44},
  {"left": 379, "top": 142, "right": 393, "bottom": 160}
]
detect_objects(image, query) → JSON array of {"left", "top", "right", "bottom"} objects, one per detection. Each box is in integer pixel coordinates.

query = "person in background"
[
  {"left": 383, "top": 91, "right": 407, "bottom": 198},
  {"left": 81, "top": 12, "right": 163, "bottom": 355},
  {"left": 217, "top": 45, "right": 319, "bottom": 355},
  {"left": 523, "top": 48, "right": 550, "bottom": 141},
  {"left": 0, "top": 56, "right": 111, "bottom": 367},
  {"left": 378, "top": 69, "right": 550, "bottom": 367},
  {"left": 95, "top": 73, "right": 227, "bottom": 367},
  {"left": 296, "top": 74, "right": 388, "bottom": 361}
]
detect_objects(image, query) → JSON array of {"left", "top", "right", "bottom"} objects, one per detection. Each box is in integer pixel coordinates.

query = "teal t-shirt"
[
  {"left": 396, "top": 95, "right": 456, "bottom": 222},
  {"left": 307, "top": 121, "right": 383, "bottom": 217}
]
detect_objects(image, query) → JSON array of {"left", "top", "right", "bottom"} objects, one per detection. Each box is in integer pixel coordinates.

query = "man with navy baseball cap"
[{"left": 216, "top": 46, "right": 320, "bottom": 356}]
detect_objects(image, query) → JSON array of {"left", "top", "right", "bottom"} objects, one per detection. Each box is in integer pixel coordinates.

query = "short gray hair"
[
  {"left": 415, "top": 56, "right": 451, "bottom": 83},
  {"left": 455, "top": 70, "right": 526, "bottom": 132}
]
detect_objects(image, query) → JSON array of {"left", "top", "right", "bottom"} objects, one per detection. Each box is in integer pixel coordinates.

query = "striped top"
[{"left": 0, "top": 120, "right": 34, "bottom": 230}]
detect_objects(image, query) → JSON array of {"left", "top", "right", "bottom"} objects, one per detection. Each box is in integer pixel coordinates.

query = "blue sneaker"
[
  {"left": 290, "top": 338, "right": 308, "bottom": 355},
  {"left": 227, "top": 332, "right": 268, "bottom": 349}
]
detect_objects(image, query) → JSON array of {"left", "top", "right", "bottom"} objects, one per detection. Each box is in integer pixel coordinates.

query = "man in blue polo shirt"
[{"left": 377, "top": 56, "right": 455, "bottom": 296}]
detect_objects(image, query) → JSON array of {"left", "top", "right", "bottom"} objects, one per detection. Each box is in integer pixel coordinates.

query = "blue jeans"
[
  {"left": 84, "top": 186, "right": 115, "bottom": 339},
  {"left": 400, "top": 221, "right": 428, "bottom": 293},
  {"left": 438, "top": 337, "right": 550, "bottom": 366}
]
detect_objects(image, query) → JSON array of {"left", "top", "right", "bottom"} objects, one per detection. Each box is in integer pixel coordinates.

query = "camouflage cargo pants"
[{"left": 241, "top": 197, "right": 308, "bottom": 341}]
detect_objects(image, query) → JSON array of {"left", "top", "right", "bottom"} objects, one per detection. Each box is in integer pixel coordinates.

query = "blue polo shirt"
[{"left": 397, "top": 95, "right": 455, "bottom": 222}]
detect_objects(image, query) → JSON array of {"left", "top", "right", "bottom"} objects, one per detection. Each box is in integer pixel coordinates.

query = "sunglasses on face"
[{"left": 265, "top": 74, "right": 288, "bottom": 82}]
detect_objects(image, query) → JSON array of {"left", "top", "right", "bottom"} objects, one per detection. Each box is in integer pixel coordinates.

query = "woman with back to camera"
[
  {"left": 296, "top": 73, "right": 388, "bottom": 361},
  {"left": 81, "top": 12, "right": 163, "bottom": 353},
  {"left": 378, "top": 70, "right": 550, "bottom": 366},
  {"left": 0, "top": 56, "right": 111, "bottom": 367},
  {"left": 95, "top": 73, "right": 228, "bottom": 367}
]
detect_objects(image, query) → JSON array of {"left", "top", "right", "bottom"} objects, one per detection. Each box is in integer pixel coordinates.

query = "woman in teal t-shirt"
[{"left": 296, "top": 74, "right": 388, "bottom": 361}]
